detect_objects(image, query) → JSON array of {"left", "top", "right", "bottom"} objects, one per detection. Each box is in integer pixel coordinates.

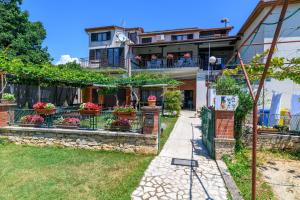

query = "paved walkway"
[{"left": 132, "top": 111, "right": 227, "bottom": 200}]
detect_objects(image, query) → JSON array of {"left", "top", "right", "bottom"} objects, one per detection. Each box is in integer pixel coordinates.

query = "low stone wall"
[
  {"left": 214, "top": 138, "right": 236, "bottom": 160},
  {"left": 0, "top": 126, "right": 158, "bottom": 155},
  {"left": 242, "top": 133, "right": 300, "bottom": 150}
]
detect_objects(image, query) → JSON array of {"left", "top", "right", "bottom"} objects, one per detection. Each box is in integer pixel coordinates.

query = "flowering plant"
[
  {"left": 167, "top": 54, "right": 174, "bottom": 59},
  {"left": 2, "top": 93, "right": 15, "bottom": 101},
  {"left": 113, "top": 106, "right": 136, "bottom": 113},
  {"left": 147, "top": 95, "right": 156, "bottom": 101},
  {"left": 135, "top": 55, "right": 142, "bottom": 61},
  {"left": 21, "top": 115, "right": 44, "bottom": 124},
  {"left": 63, "top": 117, "right": 80, "bottom": 126},
  {"left": 79, "top": 102, "right": 100, "bottom": 111},
  {"left": 33, "top": 102, "right": 55, "bottom": 110},
  {"left": 183, "top": 52, "right": 191, "bottom": 58}
]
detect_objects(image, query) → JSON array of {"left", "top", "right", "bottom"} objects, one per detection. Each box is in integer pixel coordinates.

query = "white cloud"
[{"left": 56, "top": 55, "right": 79, "bottom": 65}]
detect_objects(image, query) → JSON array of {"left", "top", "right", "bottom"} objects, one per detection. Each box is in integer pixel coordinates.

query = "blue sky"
[{"left": 21, "top": 0, "right": 259, "bottom": 63}]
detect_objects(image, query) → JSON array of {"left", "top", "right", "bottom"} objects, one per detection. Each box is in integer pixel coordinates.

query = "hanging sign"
[{"left": 215, "top": 95, "right": 238, "bottom": 111}]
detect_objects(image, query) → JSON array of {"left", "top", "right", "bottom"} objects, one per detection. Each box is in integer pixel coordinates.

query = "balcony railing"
[
  {"left": 79, "top": 58, "right": 125, "bottom": 69},
  {"left": 131, "top": 56, "right": 201, "bottom": 70}
]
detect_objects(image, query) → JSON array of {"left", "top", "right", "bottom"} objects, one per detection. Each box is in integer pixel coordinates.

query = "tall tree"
[{"left": 0, "top": 0, "right": 50, "bottom": 64}]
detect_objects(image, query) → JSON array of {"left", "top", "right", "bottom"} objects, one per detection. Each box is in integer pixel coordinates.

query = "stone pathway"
[{"left": 132, "top": 111, "right": 227, "bottom": 200}]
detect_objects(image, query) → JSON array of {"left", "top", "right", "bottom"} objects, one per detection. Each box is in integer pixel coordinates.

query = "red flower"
[
  {"left": 33, "top": 102, "right": 46, "bottom": 109},
  {"left": 80, "top": 102, "right": 100, "bottom": 111},
  {"left": 148, "top": 95, "right": 156, "bottom": 101},
  {"left": 63, "top": 117, "right": 80, "bottom": 126}
]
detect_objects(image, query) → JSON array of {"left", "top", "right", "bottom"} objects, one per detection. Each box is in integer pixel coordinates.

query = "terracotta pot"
[
  {"left": 1, "top": 99, "right": 15, "bottom": 104},
  {"left": 114, "top": 112, "right": 136, "bottom": 120},
  {"left": 79, "top": 109, "right": 100, "bottom": 115},
  {"left": 35, "top": 108, "right": 56, "bottom": 115},
  {"left": 148, "top": 100, "right": 156, "bottom": 107}
]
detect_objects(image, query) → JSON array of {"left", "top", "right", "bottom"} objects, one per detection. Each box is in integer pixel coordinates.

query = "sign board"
[{"left": 215, "top": 95, "right": 238, "bottom": 111}]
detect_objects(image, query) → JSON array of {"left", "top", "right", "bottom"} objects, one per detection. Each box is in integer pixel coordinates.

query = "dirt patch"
[{"left": 260, "top": 159, "right": 300, "bottom": 200}]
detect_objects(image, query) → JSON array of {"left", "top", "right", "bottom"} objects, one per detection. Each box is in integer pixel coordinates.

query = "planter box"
[
  {"left": 19, "top": 123, "right": 42, "bottom": 128},
  {"left": 79, "top": 109, "right": 100, "bottom": 115},
  {"left": 109, "top": 125, "right": 131, "bottom": 132},
  {"left": 258, "top": 128, "right": 279, "bottom": 134},
  {"left": 35, "top": 109, "right": 56, "bottom": 115},
  {"left": 113, "top": 112, "right": 136, "bottom": 120},
  {"left": 1, "top": 99, "right": 15, "bottom": 104},
  {"left": 56, "top": 124, "right": 79, "bottom": 129}
]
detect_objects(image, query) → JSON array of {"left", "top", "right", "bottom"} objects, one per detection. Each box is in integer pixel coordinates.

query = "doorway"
[{"left": 183, "top": 90, "right": 193, "bottom": 110}]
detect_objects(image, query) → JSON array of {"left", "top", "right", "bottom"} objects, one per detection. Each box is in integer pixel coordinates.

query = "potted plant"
[
  {"left": 20, "top": 115, "right": 44, "bottom": 127},
  {"left": 79, "top": 102, "right": 101, "bottom": 115},
  {"left": 257, "top": 125, "right": 279, "bottom": 134},
  {"left": 33, "top": 102, "right": 56, "bottom": 115},
  {"left": 113, "top": 106, "right": 136, "bottom": 120},
  {"left": 148, "top": 95, "right": 157, "bottom": 107},
  {"left": 110, "top": 119, "right": 131, "bottom": 131},
  {"left": 1, "top": 93, "right": 16, "bottom": 104},
  {"left": 55, "top": 117, "right": 80, "bottom": 129}
]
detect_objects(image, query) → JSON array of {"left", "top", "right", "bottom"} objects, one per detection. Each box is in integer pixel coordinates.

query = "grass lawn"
[
  {"left": 0, "top": 138, "right": 153, "bottom": 200},
  {"left": 223, "top": 149, "right": 275, "bottom": 200},
  {"left": 159, "top": 116, "right": 178, "bottom": 152}
]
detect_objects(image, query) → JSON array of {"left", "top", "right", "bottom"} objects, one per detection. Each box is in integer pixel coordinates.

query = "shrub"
[
  {"left": 2, "top": 93, "right": 15, "bottom": 101},
  {"left": 113, "top": 106, "right": 136, "bottom": 113},
  {"left": 163, "top": 90, "right": 181, "bottom": 116}
]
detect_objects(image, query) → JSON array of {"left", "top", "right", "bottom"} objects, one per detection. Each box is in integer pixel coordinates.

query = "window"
[
  {"left": 128, "top": 32, "right": 138, "bottom": 43},
  {"left": 107, "top": 48, "right": 123, "bottom": 67},
  {"left": 141, "top": 37, "right": 152, "bottom": 43},
  {"left": 199, "top": 31, "right": 215, "bottom": 38},
  {"left": 90, "top": 31, "right": 111, "bottom": 42},
  {"left": 171, "top": 34, "right": 193, "bottom": 41},
  {"left": 89, "top": 49, "right": 101, "bottom": 60}
]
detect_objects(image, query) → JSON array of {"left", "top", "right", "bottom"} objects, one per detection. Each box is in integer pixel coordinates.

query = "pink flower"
[{"left": 148, "top": 95, "right": 156, "bottom": 101}]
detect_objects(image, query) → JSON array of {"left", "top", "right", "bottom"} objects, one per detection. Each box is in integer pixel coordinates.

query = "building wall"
[{"left": 237, "top": 3, "right": 300, "bottom": 109}]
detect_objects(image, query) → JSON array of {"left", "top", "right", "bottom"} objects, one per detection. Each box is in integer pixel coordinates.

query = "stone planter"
[
  {"left": 56, "top": 124, "right": 79, "bottom": 129},
  {"left": 113, "top": 112, "right": 136, "bottom": 120},
  {"left": 148, "top": 100, "right": 156, "bottom": 107},
  {"left": 79, "top": 109, "right": 100, "bottom": 115},
  {"left": 35, "top": 109, "right": 56, "bottom": 115},
  {"left": 1, "top": 99, "right": 15, "bottom": 104},
  {"left": 19, "top": 123, "right": 42, "bottom": 128}
]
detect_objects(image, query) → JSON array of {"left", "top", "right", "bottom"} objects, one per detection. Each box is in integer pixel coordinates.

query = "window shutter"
[{"left": 91, "top": 33, "right": 98, "bottom": 42}]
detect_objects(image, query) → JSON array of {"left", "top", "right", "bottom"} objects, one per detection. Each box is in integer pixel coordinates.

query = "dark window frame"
[
  {"left": 90, "top": 31, "right": 111, "bottom": 42},
  {"left": 141, "top": 37, "right": 152, "bottom": 44}
]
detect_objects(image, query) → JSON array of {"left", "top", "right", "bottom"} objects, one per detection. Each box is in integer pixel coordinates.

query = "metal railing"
[
  {"left": 131, "top": 56, "right": 201, "bottom": 70},
  {"left": 79, "top": 58, "right": 125, "bottom": 69},
  {"left": 12, "top": 108, "right": 143, "bottom": 133}
]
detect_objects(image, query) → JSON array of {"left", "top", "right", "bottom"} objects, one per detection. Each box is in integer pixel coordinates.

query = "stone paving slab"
[{"left": 132, "top": 111, "right": 228, "bottom": 200}]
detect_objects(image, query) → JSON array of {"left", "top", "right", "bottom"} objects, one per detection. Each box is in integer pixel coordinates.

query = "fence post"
[
  {"left": 0, "top": 103, "right": 16, "bottom": 127},
  {"left": 214, "top": 110, "right": 236, "bottom": 160}
]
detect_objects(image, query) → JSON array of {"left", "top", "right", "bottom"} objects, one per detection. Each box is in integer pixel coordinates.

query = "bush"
[
  {"left": 163, "top": 90, "right": 181, "bottom": 116},
  {"left": 2, "top": 93, "right": 15, "bottom": 101}
]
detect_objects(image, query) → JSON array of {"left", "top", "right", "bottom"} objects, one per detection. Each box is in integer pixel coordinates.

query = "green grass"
[
  {"left": 0, "top": 138, "right": 153, "bottom": 200},
  {"left": 159, "top": 116, "right": 178, "bottom": 152},
  {"left": 223, "top": 149, "right": 275, "bottom": 200}
]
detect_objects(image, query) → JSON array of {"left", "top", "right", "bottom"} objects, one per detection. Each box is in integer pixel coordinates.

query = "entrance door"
[{"left": 183, "top": 90, "right": 193, "bottom": 109}]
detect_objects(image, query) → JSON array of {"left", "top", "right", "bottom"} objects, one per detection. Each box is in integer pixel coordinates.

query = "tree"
[{"left": 0, "top": 0, "right": 50, "bottom": 64}]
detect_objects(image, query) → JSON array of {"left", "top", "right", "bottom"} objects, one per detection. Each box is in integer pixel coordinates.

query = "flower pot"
[
  {"left": 79, "top": 109, "right": 100, "bottom": 115},
  {"left": 19, "top": 123, "right": 42, "bottom": 128},
  {"left": 114, "top": 112, "right": 136, "bottom": 120},
  {"left": 35, "top": 108, "right": 56, "bottom": 115},
  {"left": 148, "top": 100, "right": 156, "bottom": 107},
  {"left": 1, "top": 99, "right": 15, "bottom": 104},
  {"left": 56, "top": 124, "right": 79, "bottom": 129}
]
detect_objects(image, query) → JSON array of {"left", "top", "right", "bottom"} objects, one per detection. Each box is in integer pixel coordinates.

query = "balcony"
[
  {"left": 131, "top": 56, "right": 200, "bottom": 71},
  {"left": 79, "top": 58, "right": 125, "bottom": 69}
]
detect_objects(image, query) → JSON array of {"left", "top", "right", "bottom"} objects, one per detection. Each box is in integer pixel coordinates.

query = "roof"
[
  {"left": 85, "top": 25, "right": 144, "bottom": 33},
  {"left": 139, "top": 26, "right": 234, "bottom": 37},
  {"left": 238, "top": 0, "right": 300, "bottom": 36},
  {"left": 130, "top": 36, "right": 238, "bottom": 47}
]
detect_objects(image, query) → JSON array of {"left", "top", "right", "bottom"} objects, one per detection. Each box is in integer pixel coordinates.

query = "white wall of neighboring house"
[{"left": 238, "top": 3, "right": 300, "bottom": 109}]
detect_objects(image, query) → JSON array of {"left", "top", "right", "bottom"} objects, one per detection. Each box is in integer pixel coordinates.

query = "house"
[
  {"left": 81, "top": 25, "right": 237, "bottom": 109},
  {"left": 236, "top": 0, "right": 300, "bottom": 109}
]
